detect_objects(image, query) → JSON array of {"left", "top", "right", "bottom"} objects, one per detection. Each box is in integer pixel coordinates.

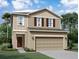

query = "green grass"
[
  {"left": 0, "top": 51, "right": 53, "bottom": 59},
  {"left": 67, "top": 43, "right": 78, "bottom": 52},
  {"left": 72, "top": 43, "right": 78, "bottom": 52}
]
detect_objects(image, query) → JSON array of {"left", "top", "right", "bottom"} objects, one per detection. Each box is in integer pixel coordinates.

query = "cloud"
[
  {"left": 60, "top": 0, "right": 78, "bottom": 6},
  {"left": 34, "top": 0, "right": 40, "bottom": 4},
  {"left": 46, "top": 5, "right": 61, "bottom": 15},
  {"left": 47, "top": 5, "right": 53, "bottom": 11},
  {"left": 59, "top": 10, "right": 65, "bottom": 13},
  {"left": 12, "top": 0, "right": 32, "bottom": 10},
  {"left": 59, "top": 0, "right": 78, "bottom": 13},
  {"left": 12, "top": 0, "right": 43, "bottom": 10},
  {"left": 65, "top": 8, "right": 78, "bottom": 13},
  {"left": 0, "top": 0, "right": 9, "bottom": 7},
  {"left": 58, "top": 8, "right": 77, "bottom": 15}
]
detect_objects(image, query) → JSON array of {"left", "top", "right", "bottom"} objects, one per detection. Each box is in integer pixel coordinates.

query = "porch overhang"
[{"left": 28, "top": 27, "right": 68, "bottom": 33}]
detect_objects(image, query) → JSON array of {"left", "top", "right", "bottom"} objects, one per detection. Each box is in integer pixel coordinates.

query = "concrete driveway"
[{"left": 38, "top": 50, "right": 78, "bottom": 59}]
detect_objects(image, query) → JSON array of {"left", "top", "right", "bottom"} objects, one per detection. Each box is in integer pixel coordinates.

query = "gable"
[{"left": 29, "top": 9, "right": 60, "bottom": 19}]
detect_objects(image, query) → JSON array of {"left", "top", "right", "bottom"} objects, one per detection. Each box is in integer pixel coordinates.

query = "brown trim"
[
  {"left": 53, "top": 19, "right": 55, "bottom": 27},
  {"left": 46, "top": 18, "right": 48, "bottom": 27},
  {"left": 34, "top": 17, "right": 37, "bottom": 26},
  {"left": 42, "top": 18, "right": 44, "bottom": 27}
]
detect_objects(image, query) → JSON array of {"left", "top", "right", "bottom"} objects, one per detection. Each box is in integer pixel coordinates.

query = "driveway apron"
[{"left": 38, "top": 50, "right": 78, "bottom": 59}]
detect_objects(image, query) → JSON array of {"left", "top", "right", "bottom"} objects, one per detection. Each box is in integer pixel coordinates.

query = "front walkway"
[
  {"left": 17, "top": 48, "right": 26, "bottom": 53},
  {"left": 38, "top": 50, "right": 78, "bottom": 59}
]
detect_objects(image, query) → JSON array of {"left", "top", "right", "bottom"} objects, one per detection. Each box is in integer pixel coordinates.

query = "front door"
[{"left": 17, "top": 37, "right": 22, "bottom": 47}]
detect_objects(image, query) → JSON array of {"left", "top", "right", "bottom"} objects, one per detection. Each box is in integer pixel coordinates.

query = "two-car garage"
[
  {"left": 29, "top": 31, "right": 67, "bottom": 51},
  {"left": 35, "top": 37, "right": 64, "bottom": 51}
]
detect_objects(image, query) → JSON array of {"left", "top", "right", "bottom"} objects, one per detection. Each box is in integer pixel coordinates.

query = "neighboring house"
[{"left": 12, "top": 9, "right": 68, "bottom": 51}]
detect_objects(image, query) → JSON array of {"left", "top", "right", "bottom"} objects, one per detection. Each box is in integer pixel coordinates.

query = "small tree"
[
  {"left": 2, "top": 13, "right": 11, "bottom": 43},
  {"left": 0, "top": 24, "right": 7, "bottom": 43},
  {"left": 0, "top": 23, "right": 12, "bottom": 48},
  {"left": 61, "top": 12, "right": 78, "bottom": 49}
]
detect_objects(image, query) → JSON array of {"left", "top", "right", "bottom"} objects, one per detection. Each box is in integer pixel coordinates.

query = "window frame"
[
  {"left": 36, "top": 17, "right": 42, "bottom": 27},
  {"left": 17, "top": 16, "right": 25, "bottom": 26},
  {"left": 48, "top": 18, "right": 53, "bottom": 27}
]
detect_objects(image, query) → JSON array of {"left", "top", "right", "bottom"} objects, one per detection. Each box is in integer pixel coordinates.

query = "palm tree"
[{"left": 2, "top": 13, "right": 11, "bottom": 43}]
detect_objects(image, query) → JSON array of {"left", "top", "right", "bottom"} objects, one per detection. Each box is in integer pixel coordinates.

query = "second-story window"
[
  {"left": 17, "top": 16, "right": 24, "bottom": 26},
  {"left": 36, "top": 17, "right": 42, "bottom": 27},
  {"left": 48, "top": 18, "right": 53, "bottom": 27}
]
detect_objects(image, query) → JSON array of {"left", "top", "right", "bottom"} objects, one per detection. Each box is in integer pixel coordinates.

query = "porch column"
[{"left": 12, "top": 32, "right": 17, "bottom": 49}]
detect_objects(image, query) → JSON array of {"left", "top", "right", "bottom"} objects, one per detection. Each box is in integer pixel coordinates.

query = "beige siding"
[
  {"left": 28, "top": 17, "right": 61, "bottom": 29},
  {"left": 13, "top": 15, "right": 28, "bottom": 31},
  {"left": 27, "top": 31, "right": 67, "bottom": 50},
  {"left": 27, "top": 31, "right": 35, "bottom": 50},
  {"left": 28, "top": 17, "right": 34, "bottom": 27},
  {"left": 12, "top": 31, "right": 27, "bottom": 49},
  {"left": 28, "top": 10, "right": 61, "bottom": 29},
  {"left": 55, "top": 19, "right": 61, "bottom": 29},
  {"left": 12, "top": 9, "right": 67, "bottom": 50},
  {"left": 13, "top": 10, "right": 61, "bottom": 30},
  {"left": 30, "top": 10, "right": 59, "bottom": 18},
  {"left": 12, "top": 32, "right": 17, "bottom": 48}
]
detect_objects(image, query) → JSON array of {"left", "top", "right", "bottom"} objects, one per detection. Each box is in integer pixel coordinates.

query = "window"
[
  {"left": 36, "top": 17, "right": 42, "bottom": 27},
  {"left": 48, "top": 18, "right": 53, "bottom": 27},
  {"left": 17, "top": 16, "right": 24, "bottom": 26}
]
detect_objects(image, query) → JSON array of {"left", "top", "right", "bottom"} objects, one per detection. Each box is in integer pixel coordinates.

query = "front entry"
[{"left": 17, "top": 37, "right": 22, "bottom": 47}]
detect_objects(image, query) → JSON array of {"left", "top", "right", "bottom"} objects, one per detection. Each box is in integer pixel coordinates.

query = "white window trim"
[
  {"left": 48, "top": 18, "right": 53, "bottom": 27},
  {"left": 17, "top": 16, "right": 25, "bottom": 26},
  {"left": 36, "top": 17, "right": 42, "bottom": 27}
]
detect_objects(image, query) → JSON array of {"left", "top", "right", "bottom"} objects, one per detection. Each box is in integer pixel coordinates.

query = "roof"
[
  {"left": 12, "top": 9, "right": 39, "bottom": 15},
  {"left": 12, "top": 8, "right": 61, "bottom": 18}
]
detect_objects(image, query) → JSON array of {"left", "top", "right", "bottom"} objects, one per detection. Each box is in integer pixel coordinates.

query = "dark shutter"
[
  {"left": 53, "top": 19, "right": 55, "bottom": 27},
  {"left": 42, "top": 18, "right": 44, "bottom": 26},
  {"left": 34, "top": 17, "right": 37, "bottom": 26},
  {"left": 46, "top": 18, "right": 48, "bottom": 27}
]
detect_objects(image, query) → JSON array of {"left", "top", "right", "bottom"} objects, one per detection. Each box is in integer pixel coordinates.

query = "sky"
[{"left": 0, "top": 0, "right": 78, "bottom": 24}]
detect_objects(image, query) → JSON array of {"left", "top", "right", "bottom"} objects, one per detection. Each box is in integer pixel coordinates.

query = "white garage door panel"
[{"left": 36, "top": 37, "right": 63, "bottom": 50}]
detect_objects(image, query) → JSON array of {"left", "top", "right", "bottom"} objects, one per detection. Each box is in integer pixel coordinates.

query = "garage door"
[{"left": 36, "top": 37, "right": 63, "bottom": 50}]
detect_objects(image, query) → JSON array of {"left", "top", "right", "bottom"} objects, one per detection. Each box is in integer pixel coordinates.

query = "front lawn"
[
  {"left": 0, "top": 51, "right": 53, "bottom": 59},
  {"left": 71, "top": 43, "right": 78, "bottom": 52},
  {"left": 67, "top": 43, "right": 78, "bottom": 52}
]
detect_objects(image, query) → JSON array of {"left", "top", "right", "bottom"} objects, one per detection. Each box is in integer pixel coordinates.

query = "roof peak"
[{"left": 12, "top": 8, "right": 61, "bottom": 18}]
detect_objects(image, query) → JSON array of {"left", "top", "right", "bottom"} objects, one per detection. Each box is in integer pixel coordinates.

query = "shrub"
[
  {"left": 24, "top": 48, "right": 35, "bottom": 52},
  {"left": 68, "top": 41, "right": 74, "bottom": 50},
  {"left": 29, "top": 49, "right": 36, "bottom": 52},
  {"left": 8, "top": 43, "right": 12, "bottom": 48},
  {"left": 2, "top": 48, "right": 17, "bottom": 51},
  {"left": 1, "top": 43, "right": 9, "bottom": 50},
  {"left": 0, "top": 43, "right": 16, "bottom": 51},
  {"left": 24, "top": 48, "right": 30, "bottom": 51},
  {"left": 1, "top": 43, "right": 16, "bottom": 51}
]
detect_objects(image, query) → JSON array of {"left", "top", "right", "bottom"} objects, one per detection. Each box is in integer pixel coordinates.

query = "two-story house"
[{"left": 12, "top": 9, "right": 67, "bottom": 51}]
